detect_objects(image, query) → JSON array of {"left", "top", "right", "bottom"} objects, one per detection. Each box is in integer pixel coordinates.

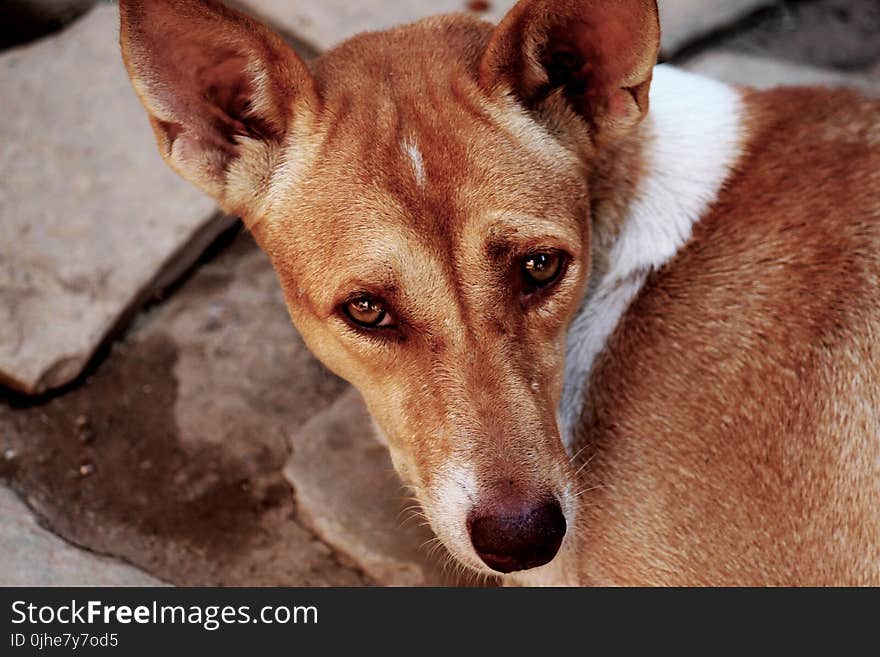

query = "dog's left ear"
[
  {"left": 480, "top": 0, "right": 660, "bottom": 144},
  {"left": 119, "top": 0, "right": 318, "bottom": 210}
]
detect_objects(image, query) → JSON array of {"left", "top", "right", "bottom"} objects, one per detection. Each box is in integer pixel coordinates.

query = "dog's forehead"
[
  {"left": 259, "top": 17, "right": 589, "bottom": 294},
  {"left": 269, "top": 117, "right": 585, "bottom": 281},
  {"left": 313, "top": 14, "right": 492, "bottom": 98},
  {"left": 288, "top": 83, "right": 583, "bottom": 234},
  {"left": 306, "top": 15, "right": 579, "bottom": 195}
]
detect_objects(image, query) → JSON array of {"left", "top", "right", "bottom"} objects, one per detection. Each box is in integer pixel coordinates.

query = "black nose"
[{"left": 468, "top": 498, "right": 566, "bottom": 573}]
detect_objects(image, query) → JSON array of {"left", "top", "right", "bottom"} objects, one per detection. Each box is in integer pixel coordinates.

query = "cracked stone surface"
[
  {"left": 659, "top": 0, "right": 773, "bottom": 55},
  {"left": 240, "top": 0, "right": 515, "bottom": 52},
  {"left": 0, "top": 0, "right": 96, "bottom": 50},
  {"left": 0, "top": 486, "right": 163, "bottom": 586},
  {"left": 0, "top": 235, "right": 367, "bottom": 586},
  {"left": 284, "top": 388, "right": 474, "bottom": 587},
  {"left": 0, "top": 4, "right": 222, "bottom": 395},
  {"left": 685, "top": 51, "right": 880, "bottom": 95},
  {"left": 242, "top": 0, "right": 880, "bottom": 69},
  {"left": 243, "top": 0, "right": 770, "bottom": 56},
  {"left": 710, "top": 0, "right": 880, "bottom": 70}
]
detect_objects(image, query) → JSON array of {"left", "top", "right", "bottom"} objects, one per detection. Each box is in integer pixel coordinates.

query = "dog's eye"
[
  {"left": 522, "top": 252, "right": 564, "bottom": 290},
  {"left": 345, "top": 296, "right": 393, "bottom": 328}
]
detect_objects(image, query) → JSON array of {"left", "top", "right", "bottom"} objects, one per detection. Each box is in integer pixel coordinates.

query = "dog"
[{"left": 119, "top": 0, "right": 880, "bottom": 585}]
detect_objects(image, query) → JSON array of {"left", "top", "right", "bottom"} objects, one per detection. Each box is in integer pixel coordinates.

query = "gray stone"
[
  {"left": 242, "top": 0, "right": 515, "bottom": 52},
  {"left": 284, "top": 388, "right": 466, "bottom": 586},
  {"left": 659, "top": 0, "right": 773, "bottom": 55},
  {"left": 0, "top": 5, "right": 222, "bottom": 395},
  {"left": 242, "top": 1, "right": 780, "bottom": 66},
  {"left": 684, "top": 51, "right": 880, "bottom": 96},
  {"left": 245, "top": 0, "right": 770, "bottom": 57},
  {"left": 0, "top": 0, "right": 96, "bottom": 50},
  {"left": 0, "top": 235, "right": 364, "bottom": 586},
  {"left": 707, "top": 0, "right": 880, "bottom": 71},
  {"left": 0, "top": 486, "right": 164, "bottom": 586}
]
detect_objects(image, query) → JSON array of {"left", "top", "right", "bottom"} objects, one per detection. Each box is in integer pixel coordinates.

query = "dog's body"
[
  {"left": 555, "top": 72, "right": 880, "bottom": 586},
  {"left": 120, "top": 0, "right": 880, "bottom": 585}
]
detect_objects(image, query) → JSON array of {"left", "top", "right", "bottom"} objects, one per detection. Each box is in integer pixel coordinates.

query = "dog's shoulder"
[{"left": 571, "top": 83, "right": 880, "bottom": 585}]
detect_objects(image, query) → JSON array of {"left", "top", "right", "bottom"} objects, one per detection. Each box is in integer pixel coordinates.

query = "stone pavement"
[
  {"left": 285, "top": 388, "right": 473, "bottom": 586},
  {"left": 1, "top": 235, "right": 366, "bottom": 586},
  {"left": 0, "top": 5, "right": 225, "bottom": 395},
  {"left": 0, "top": 487, "right": 163, "bottom": 586},
  {"left": 683, "top": 51, "right": 880, "bottom": 95},
  {"left": 659, "top": 0, "right": 773, "bottom": 54},
  {"left": 1, "top": 0, "right": 878, "bottom": 587},
  {"left": 0, "top": 0, "right": 95, "bottom": 49},
  {"left": 242, "top": 0, "right": 778, "bottom": 56},
  {"left": 242, "top": 0, "right": 516, "bottom": 52}
]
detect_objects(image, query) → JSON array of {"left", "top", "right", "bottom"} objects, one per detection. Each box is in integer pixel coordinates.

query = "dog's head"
[{"left": 120, "top": 0, "right": 659, "bottom": 576}]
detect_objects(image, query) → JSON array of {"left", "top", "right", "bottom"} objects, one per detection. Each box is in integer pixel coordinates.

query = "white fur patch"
[
  {"left": 430, "top": 464, "right": 484, "bottom": 570},
  {"left": 402, "top": 137, "right": 427, "bottom": 187},
  {"left": 559, "top": 65, "right": 747, "bottom": 449}
]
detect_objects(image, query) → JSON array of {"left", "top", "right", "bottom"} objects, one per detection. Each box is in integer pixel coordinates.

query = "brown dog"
[{"left": 119, "top": 0, "right": 880, "bottom": 585}]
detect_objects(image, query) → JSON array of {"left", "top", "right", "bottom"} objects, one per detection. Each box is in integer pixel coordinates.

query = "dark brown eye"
[
  {"left": 345, "top": 296, "right": 391, "bottom": 328},
  {"left": 522, "top": 252, "right": 564, "bottom": 290}
]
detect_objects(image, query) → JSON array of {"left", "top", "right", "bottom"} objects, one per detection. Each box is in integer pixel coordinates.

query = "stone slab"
[
  {"left": 0, "top": 0, "right": 96, "bottom": 50},
  {"left": 0, "top": 4, "right": 222, "bottom": 395},
  {"left": 243, "top": 0, "right": 773, "bottom": 58},
  {"left": 0, "top": 235, "right": 365, "bottom": 586},
  {"left": 284, "top": 388, "right": 471, "bottom": 586},
  {"left": 659, "top": 0, "right": 773, "bottom": 55},
  {"left": 708, "top": 0, "right": 880, "bottom": 71},
  {"left": 241, "top": 0, "right": 515, "bottom": 52},
  {"left": 685, "top": 51, "right": 880, "bottom": 96},
  {"left": 0, "top": 486, "right": 163, "bottom": 586}
]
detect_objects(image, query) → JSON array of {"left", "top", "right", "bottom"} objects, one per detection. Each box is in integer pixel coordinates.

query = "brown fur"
[
  {"left": 574, "top": 88, "right": 880, "bottom": 585},
  {"left": 120, "top": 0, "right": 880, "bottom": 584}
]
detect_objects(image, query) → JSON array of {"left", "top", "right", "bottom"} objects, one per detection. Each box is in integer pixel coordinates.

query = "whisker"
[
  {"left": 573, "top": 452, "right": 597, "bottom": 477},
  {"left": 573, "top": 484, "right": 606, "bottom": 498},
  {"left": 568, "top": 443, "right": 590, "bottom": 464}
]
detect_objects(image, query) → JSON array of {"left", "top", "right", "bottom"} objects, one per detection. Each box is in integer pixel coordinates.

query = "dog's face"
[
  {"left": 258, "top": 27, "right": 594, "bottom": 574},
  {"left": 120, "top": 0, "right": 659, "bottom": 575}
]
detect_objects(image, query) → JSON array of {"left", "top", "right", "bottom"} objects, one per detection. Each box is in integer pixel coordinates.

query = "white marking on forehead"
[{"left": 402, "top": 137, "right": 427, "bottom": 187}]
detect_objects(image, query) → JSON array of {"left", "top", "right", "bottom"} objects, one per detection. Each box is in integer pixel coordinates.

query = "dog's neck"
[{"left": 558, "top": 65, "right": 747, "bottom": 451}]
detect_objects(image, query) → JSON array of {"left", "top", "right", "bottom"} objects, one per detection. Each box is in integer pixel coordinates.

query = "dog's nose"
[{"left": 467, "top": 497, "right": 566, "bottom": 573}]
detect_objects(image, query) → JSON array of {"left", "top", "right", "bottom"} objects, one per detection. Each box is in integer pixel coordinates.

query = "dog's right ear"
[
  {"left": 480, "top": 0, "right": 660, "bottom": 145},
  {"left": 119, "top": 0, "right": 318, "bottom": 211}
]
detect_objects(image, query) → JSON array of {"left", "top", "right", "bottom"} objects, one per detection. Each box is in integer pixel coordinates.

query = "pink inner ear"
[
  {"left": 543, "top": 5, "right": 650, "bottom": 106},
  {"left": 165, "top": 42, "right": 271, "bottom": 147},
  {"left": 195, "top": 53, "right": 251, "bottom": 118},
  {"left": 121, "top": 0, "right": 316, "bottom": 196},
  {"left": 130, "top": 2, "right": 282, "bottom": 155}
]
